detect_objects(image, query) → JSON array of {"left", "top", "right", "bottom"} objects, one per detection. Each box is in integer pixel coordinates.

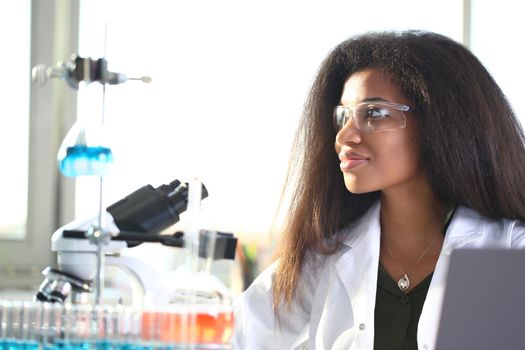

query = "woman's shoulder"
[
  {"left": 453, "top": 205, "right": 525, "bottom": 248},
  {"left": 493, "top": 215, "right": 525, "bottom": 248},
  {"left": 245, "top": 249, "right": 330, "bottom": 295}
]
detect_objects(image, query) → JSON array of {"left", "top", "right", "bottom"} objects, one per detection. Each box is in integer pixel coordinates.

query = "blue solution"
[
  {"left": 1, "top": 339, "right": 158, "bottom": 350},
  {"left": 0, "top": 339, "right": 39, "bottom": 350},
  {"left": 45, "top": 340, "right": 154, "bottom": 350},
  {"left": 95, "top": 340, "right": 152, "bottom": 350},
  {"left": 51, "top": 339, "right": 90, "bottom": 350},
  {"left": 23, "top": 341, "right": 39, "bottom": 350},
  {"left": 59, "top": 145, "right": 113, "bottom": 177},
  {"left": 91, "top": 342, "right": 145, "bottom": 350}
]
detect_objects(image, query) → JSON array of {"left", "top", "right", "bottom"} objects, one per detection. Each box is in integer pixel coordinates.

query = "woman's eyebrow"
[
  {"left": 360, "top": 96, "right": 390, "bottom": 103},
  {"left": 340, "top": 96, "right": 391, "bottom": 106}
]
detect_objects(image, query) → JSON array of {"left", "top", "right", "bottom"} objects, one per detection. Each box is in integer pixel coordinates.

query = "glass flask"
[{"left": 57, "top": 120, "right": 113, "bottom": 177}]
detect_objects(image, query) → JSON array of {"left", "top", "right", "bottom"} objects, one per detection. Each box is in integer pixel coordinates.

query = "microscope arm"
[{"left": 105, "top": 255, "right": 160, "bottom": 308}]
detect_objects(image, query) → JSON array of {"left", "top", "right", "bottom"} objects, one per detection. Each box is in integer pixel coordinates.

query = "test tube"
[
  {"left": 5, "top": 300, "right": 23, "bottom": 350},
  {"left": 21, "top": 302, "right": 40, "bottom": 350},
  {"left": 119, "top": 305, "right": 149, "bottom": 350},
  {"left": 40, "top": 302, "right": 52, "bottom": 349},
  {"left": 0, "top": 301, "right": 7, "bottom": 349}
]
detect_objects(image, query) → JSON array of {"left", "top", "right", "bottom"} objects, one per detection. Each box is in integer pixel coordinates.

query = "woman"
[{"left": 233, "top": 31, "right": 525, "bottom": 350}]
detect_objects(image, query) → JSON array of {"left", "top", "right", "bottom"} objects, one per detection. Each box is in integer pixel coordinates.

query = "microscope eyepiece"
[{"left": 107, "top": 179, "right": 208, "bottom": 246}]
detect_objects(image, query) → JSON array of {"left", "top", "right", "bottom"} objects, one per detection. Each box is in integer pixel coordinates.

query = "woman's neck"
[{"left": 379, "top": 181, "right": 449, "bottom": 248}]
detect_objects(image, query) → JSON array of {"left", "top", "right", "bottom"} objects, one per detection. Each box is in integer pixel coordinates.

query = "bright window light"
[{"left": 0, "top": 0, "right": 31, "bottom": 239}]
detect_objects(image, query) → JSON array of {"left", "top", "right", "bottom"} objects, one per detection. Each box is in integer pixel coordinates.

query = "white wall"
[{"left": 470, "top": 0, "right": 525, "bottom": 127}]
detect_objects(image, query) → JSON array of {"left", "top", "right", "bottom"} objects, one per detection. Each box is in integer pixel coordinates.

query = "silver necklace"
[{"left": 382, "top": 234, "right": 438, "bottom": 292}]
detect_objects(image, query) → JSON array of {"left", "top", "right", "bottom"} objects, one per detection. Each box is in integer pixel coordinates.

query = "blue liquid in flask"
[
  {"left": 0, "top": 339, "right": 39, "bottom": 350},
  {"left": 59, "top": 145, "right": 113, "bottom": 177}
]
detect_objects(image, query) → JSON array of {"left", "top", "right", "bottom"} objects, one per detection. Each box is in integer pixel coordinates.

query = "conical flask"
[{"left": 57, "top": 120, "right": 113, "bottom": 177}]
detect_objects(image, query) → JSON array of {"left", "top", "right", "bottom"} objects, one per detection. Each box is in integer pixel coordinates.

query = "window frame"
[{"left": 0, "top": 0, "right": 79, "bottom": 290}]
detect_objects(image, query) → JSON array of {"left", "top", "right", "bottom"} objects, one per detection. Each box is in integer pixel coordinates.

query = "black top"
[
  {"left": 373, "top": 207, "right": 456, "bottom": 350},
  {"left": 374, "top": 265, "right": 433, "bottom": 350}
]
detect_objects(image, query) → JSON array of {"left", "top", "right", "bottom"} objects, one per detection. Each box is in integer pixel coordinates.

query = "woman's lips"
[{"left": 339, "top": 151, "right": 370, "bottom": 171}]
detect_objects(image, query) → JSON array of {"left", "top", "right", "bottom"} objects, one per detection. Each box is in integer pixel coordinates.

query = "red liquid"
[{"left": 141, "top": 310, "right": 234, "bottom": 345}]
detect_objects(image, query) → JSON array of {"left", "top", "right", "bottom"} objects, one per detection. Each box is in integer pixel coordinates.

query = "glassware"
[
  {"left": 57, "top": 120, "right": 113, "bottom": 178},
  {"left": 1, "top": 300, "right": 233, "bottom": 350},
  {"left": 143, "top": 270, "right": 234, "bottom": 347},
  {"left": 0, "top": 301, "right": 40, "bottom": 350}
]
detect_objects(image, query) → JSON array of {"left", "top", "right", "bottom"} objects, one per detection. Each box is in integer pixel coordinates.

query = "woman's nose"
[{"left": 335, "top": 117, "right": 362, "bottom": 145}]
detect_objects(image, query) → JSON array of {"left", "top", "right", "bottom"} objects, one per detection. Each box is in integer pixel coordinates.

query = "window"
[
  {"left": 0, "top": 0, "right": 31, "bottom": 240},
  {"left": 0, "top": 0, "right": 79, "bottom": 291}
]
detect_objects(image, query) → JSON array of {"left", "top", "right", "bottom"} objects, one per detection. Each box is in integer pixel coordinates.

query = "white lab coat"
[{"left": 233, "top": 201, "right": 525, "bottom": 350}]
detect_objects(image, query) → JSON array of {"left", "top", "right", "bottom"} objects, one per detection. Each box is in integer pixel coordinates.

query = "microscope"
[{"left": 35, "top": 179, "right": 237, "bottom": 306}]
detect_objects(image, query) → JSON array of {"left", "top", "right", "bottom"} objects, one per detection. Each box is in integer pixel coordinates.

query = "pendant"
[{"left": 398, "top": 274, "right": 410, "bottom": 291}]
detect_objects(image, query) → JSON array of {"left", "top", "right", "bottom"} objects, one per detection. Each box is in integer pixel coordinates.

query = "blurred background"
[{"left": 0, "top": 0, "right": 523, "bottom": 301}]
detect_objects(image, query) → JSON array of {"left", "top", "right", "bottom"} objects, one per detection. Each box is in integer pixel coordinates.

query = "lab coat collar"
[
  {"left": 418, "top": 205, "right": 487, "bottom": 349},
  {"left": 333, "top": 201, "right": 488, "bottom": 350},
  {"left": 339, "top": 201, "right": 485, "bottom": 248},
  {"left": 440, "top": 205, "right": 485, "bottom": 251},
  {"left": 340, "top": 200, "right": 382, "bottom": 249}
]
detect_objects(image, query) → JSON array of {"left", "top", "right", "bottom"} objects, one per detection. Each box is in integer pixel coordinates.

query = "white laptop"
[{"left": 435, "top": 249, "right": 525, "bottom": 350}]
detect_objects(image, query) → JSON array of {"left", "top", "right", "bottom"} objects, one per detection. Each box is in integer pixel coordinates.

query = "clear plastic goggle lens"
[{"left": 333, "top": 102, "right": 409, "bottom": 133}]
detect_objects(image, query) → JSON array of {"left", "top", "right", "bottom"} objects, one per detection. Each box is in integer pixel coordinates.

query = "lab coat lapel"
[
  {"left": 335, "top": 202, "right": 382, "bottom": 349},
  {"left": 418, "top": 206, "right": 486, "bottom": 349}
]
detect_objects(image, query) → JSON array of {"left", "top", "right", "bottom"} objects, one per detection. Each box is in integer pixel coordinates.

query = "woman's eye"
[{"left": 364, "top": 108, "right": 390, "bottom": 119}]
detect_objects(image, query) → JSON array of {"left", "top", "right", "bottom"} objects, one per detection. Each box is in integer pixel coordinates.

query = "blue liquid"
[
  {"left": 0, "top": 339, "right": 39, "bottom": 350},
  {"left": 94, "top": 340, "right": 152, "bottom": 350},
  {"left": 1, "top": 340, "right": 169, "bottom": 350},
  {"left": 59, "top": 145, "right": 113, "bottom": 177},
  {"left": 52, "top": 339, "right": 91, "bottom": 350},
  {"left": 43, "top": 340, "right": 153, "bottom": 350}
]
